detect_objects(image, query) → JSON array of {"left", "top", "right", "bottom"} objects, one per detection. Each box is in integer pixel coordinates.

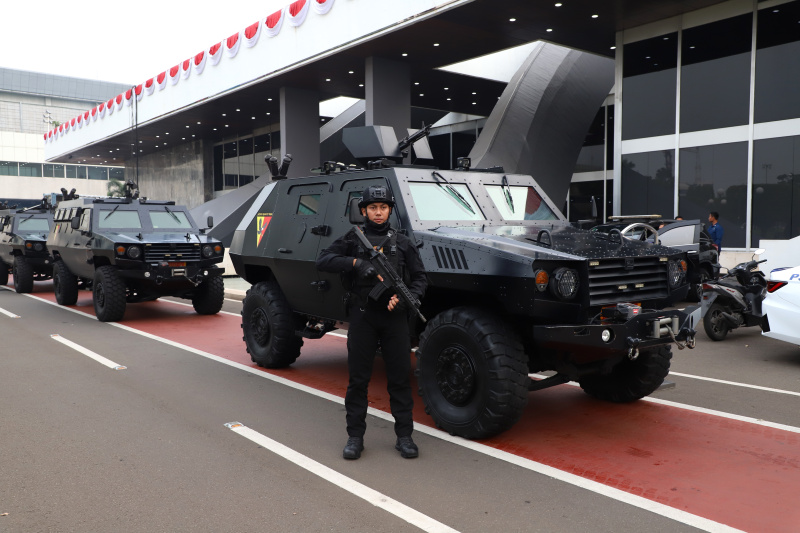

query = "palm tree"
[{"left": 107, "top": 178, "right": 126, "bottom": 197}]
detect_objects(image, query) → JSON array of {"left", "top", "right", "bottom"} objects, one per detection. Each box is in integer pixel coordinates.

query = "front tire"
[
  {"left": 703, "top": 303, "right": 729, "bottom": 341},
  {"left": 12, "top": 256, "right": 33, "bottom": 293},
  {"left": 241, "top": 280, "right": 303, "bottom": 368},
  {"left": 192, "top": 276, "right": 224, "bottom": 315},
  {"left": 53, "top": 260, "right": 79, "bottom": 305},
  {"left": 93, "top": 266, "right": 126, "bottom": 322},
  {"left": 416, "top": 307, "right": 529, "bottom": 439},
  {"left": 579, "top": 345, "right": 672, "bottom": 402},
  {"left": 0, "top": 260, "right": 8, "bottom": 285}
]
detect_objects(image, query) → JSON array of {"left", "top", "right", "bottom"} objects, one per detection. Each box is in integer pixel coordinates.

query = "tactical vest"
[{"left": 348, "top": 226, "right": 403, "bottom": 307}]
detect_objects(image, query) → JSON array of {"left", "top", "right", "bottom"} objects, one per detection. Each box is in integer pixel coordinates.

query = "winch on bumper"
[
  {"left": 533, "top": 304, "right": 700, "bottom": 362},
  {"left": 115, "top": 260, "right": 224, "bottom": 285}
]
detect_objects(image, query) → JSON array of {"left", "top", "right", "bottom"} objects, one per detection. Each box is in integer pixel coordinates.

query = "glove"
[{"left": 353, "top": 258, "right": 377, "bottom": 279}]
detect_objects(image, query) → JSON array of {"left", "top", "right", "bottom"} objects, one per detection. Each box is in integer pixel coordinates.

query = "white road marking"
[
  {"left": 0, "top": 306, "right": 20, "bottom": 318},
  {"left": 156, "top": 297, "right": 240, "bottom": 317},
  {"left": 669, "top": 371, "right": 800, "bottom": 398},
  {"left": 225, "top": 422, "right": 459, "bottom": 533},
  {"left": 50, "top": 334, "right": 127, "bottom": 370},
  {"left": 20, "top": 294, "right": 766, "bottom": 531}
]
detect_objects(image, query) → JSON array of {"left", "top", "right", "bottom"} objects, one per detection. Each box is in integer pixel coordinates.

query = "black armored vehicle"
[
  {"left": 47, "top": 185, "right": 226, "bottom": 322},
  {"left": 229, "top": 140, "right": 699, "bottom": 439},
  {"left": 0, "top": 198, "right": 55, "bottom": 293}
]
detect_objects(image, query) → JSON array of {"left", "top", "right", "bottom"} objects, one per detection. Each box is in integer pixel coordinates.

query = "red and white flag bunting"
[
  {"left": 135, "top": 84, "right": 144, "bottom": 102},
  {"left": 156, "top": 72, "right": 168, "bottom": 91},
  {"left": 287, "top": 0, "right": 309, "bottom": 27},
  {"left": 265, "top": 8, "right": 284, "bottom": 37},
  {"left": 169, "top": 65, "right": 181, "bottom": 85},
  {"left": 106, "top": 98, "right": 115, "bottom": 115},
  {"left": 98, "top": 102, "right": 107, "bottom": 119},
  {"left": 193, "top": 51, "right": 207, "bottom": 75},
  {"left": 226, "top": 32, "right": 242, "bottom": 58},
  {"left": 244, "top": 20, "right": 261, "bottom": 47},
  {"left": 144, "top": 78, "right": 155, "bottom": 96},
  {"left": 208, "top": 43, "right": 223, "bottom": 66},
  {"left": 182, "top": 58, "right": 192, "bottom": 80},
  {"left": 313, "top": 0, "right": 334, "bottom": 15},
  {"left": 115, "top": 93, "right": 124, "bottom": 111},
  {"left": 125, "top": 88, "right": 133, "bottom": 107}
]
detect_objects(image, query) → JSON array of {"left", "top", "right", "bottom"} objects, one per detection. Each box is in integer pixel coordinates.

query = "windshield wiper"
[
  {"left": 501, "top": 175, "right": 514, "bottom": 214},
  {"left": 164, "top": 205, "right": 180, "bottom": 223},
  {"left": 431, "top": 171, "right": 475, "bottom": 214},
  {"left": 103, "top": 205, "right": 120, "bottom": 220}
]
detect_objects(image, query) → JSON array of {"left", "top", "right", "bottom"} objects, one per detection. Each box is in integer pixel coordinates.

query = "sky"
[{"left": 3, "top": 0, "right": 287, "bottom": 85}]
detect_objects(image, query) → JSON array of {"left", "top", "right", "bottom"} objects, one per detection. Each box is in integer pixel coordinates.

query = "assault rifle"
[{"left": 352, "top": 225, "right": 426, "bottom": 323}]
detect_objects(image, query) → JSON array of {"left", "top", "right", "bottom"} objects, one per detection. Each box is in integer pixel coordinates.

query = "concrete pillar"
[
  {"left": 365, "top": 57, "right": 410, "bottom": 140},
  {"left": 279, "top": 87, "right": 320, "bottom": 178}
]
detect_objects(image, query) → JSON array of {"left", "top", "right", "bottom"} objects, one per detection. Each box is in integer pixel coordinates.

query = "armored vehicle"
[
  {"left": 0, "top": 199, "right": 55, "bottom": 293},
  {"left": 47, "top": 187, "right": 225, "bottom": 322},
  {"left": 229, "top": 153, "right": 699, "bottom": 439}
]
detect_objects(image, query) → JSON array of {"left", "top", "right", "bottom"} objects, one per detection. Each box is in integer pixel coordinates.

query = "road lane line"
[
  {"left": 224, "top": 422, "right": 460, "bottom": 533},
  {"left": 669, "top": 371, "right": 800, "bottom": 398},
  {"left": 50, "top": 334, "right": 127, "bottom": 370},
  {"left": 0, "top": 306, "right": 20, "bottom": 318}
]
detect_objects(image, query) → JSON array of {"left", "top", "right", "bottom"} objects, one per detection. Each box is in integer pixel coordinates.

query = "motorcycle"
[{"left": 701, "top": 249, "right": 767, "bottom": 341}]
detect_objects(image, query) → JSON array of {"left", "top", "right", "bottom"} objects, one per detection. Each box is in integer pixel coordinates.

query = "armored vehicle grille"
[
  {"left": 432, "top": 245, "right": 469, "bottom": 270},
  {"left": 588, "top": 257, "right": 669, "bottom": 306},
  {"left": 144, "top": 243, "right": 201, "bottom": 262}
]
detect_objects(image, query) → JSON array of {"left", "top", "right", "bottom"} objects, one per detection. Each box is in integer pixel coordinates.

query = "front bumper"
[
  {"left": 115, "top": 260, "right": 224, "bottom": 284},
  {"left": 533, "top": 305, "right": 700, "bottom": 362}
]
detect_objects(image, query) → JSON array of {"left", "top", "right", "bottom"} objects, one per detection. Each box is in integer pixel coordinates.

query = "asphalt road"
[{"left": 1, "top": 281, "right": 799, "bottom": 533}]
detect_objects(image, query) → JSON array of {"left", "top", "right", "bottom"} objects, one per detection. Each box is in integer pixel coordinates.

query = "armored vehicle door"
[
  {"left": 57, "top": 207, "right": 95, "bottom": 279},
  {"left": 267, "top": 182, "right": 332, "bottom": 313},
  {"left": 315, "top": 177, "right": 401, "bottom": 319}
]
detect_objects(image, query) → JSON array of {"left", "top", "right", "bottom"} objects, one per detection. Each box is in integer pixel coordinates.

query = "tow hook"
[
  {"left": 667, "top": 327, "right": 696, "bottom": 350},
  {"left": 626, "top": 337, "right": 641, "bottom": 360},
  {"left": 182, "top": 274, "right": 202, "bottom": 287}
]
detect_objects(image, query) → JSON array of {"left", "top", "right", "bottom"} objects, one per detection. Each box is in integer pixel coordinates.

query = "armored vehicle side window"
[
  {"left": 297, "top": 194, "right": 321, "bottom": 215},
  {"left": 408, "top": 182, "right": 484, "bottom": 221},
  {"left": 149, "top": 209, "right": 192, "bottom": 229},
  {"left": 486, "top": 185, "right": 559, "bottom": 221},
  {"left": 80, "top": 209, "right": 92, "bottom": 231},
  {"left": 97, "top": 209, "right": 142, "bottom": 229},
  {"left": 17, "top": 217, "right": 50, "bottom": 231}
]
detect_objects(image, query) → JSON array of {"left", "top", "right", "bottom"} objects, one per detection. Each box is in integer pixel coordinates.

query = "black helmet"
[{"left": 358, "top": 185, "right": 395, "bottom": 208}]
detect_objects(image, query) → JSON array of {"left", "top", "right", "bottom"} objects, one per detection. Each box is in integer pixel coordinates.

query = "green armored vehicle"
[
  {"left": 0, "top": 199, "right": 55, "bottom": 293},
  {"left": 229, "top": 131, "right": 700, "bottom": 439},
  {"left": 46, "top": 185, "right": 225, "bottom": 322}
]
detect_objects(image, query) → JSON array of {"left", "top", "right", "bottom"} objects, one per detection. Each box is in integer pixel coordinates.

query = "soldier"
[{"left": 316, "top": 185, "right": 428, "bottom": 460}]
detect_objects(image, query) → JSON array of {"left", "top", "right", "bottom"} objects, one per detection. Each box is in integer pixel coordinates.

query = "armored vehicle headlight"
[
  {"left": 601, "top": 329, "right": 613, "bottom": 343},
  {"left": 202, "top": 244, "right": 214, "bottom": 258},
  {"left": 126, "top": 245, "right": 142, "bottom": 259},
  {"left": 33, "top": 242, "right": 44, "bottom": 252},
  {"left": 668, "top": 259, "right": 687, "bottom": 288},
  {"left": 550, "top": 267, "right": 579, "bottom": 300},
  {"left": 533, "top": 269, "right": 549, "bottom": 292},
  {"left": 213, "top": 244, "right": 223, "bottom": 254}
]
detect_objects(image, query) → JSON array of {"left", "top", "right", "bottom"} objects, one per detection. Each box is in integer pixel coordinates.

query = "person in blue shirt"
[{"left": 707, "top": 211, "right": 724, "bottom": 252}]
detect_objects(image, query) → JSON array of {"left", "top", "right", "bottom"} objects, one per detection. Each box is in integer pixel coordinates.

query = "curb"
[{"left": 224, "top": 288, "right": 247, "bottom": 301}]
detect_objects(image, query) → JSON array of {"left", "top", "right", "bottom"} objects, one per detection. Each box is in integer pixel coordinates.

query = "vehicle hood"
[{"left": 100, "top": 232, "right": 216, "bottom": 244}]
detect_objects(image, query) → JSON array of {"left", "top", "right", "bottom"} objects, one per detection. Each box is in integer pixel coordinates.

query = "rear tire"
[
  {"left": 241, "top": 280, "right": 303, "bottom": 368},
  {"left": 579, "top": 345, "right": 672, "bottom": 402},
  {"left": 0, "top": 260, "right": 8, "bottom": 285},
  {"left": 93, "top": 266, "right": 126, "bottom": 322},
  {"left": 53, "top": 260, "right": 79, "bottom": 305},
  {"left": 12, "top": 256, "right": 33, "bottom": 293},
  {"left": 703, "top": 303, "right": 729, "bottom": 341},
  {"left": 192, "top": 276, "right": 224, "bottom": 315},
  {"left": 688, "top": 270, "right": 710, "bottom": 303},
  {"left": 416, "top": 307, "right": 529, "bottom": 439}
]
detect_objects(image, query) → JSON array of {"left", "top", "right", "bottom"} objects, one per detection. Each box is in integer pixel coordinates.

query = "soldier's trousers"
[{"left": 345, "top": 305, "right": 414, "bottom": 438}]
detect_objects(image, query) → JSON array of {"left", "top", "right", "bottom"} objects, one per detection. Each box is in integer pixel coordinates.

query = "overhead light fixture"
[
  {"left": 359, "top": 84, "right": 364, "bottom": 87},
  {"left": 509, "top": 18, "right": 516, "bottom": 22},
  {"left": 251, "top": 116, "right": 255, "bottom": 119},
  {"left": 197, "top": 121, "right": 201, "bottom": 124},
  {"left": 236, "top": 108, "right": 241, "bottom": 112},
  {"left": 222, "top": 113, "right": 226, "bottom": 116},
  {"left": 546, "top": 28, "right": 553, "bottom": 32},
  {"left": 348, "top": 70, "right": 354, "bottom": 74},
  {"left": 325, "top": 78, "right": 331, "bottom": 81},
  {"left": 414, "top": 82, "right": 420, "bottom": 85},
  {"left": 446, "top": 98, "right": 451, "bottom": 101},
  {"left": 592, "top": 14, "right": 598, "bottom": 18},
  {"left": 419, "top": 93, "right": 424, "bottom": 96},
  {"left": 402, "top": 53, "right": 408, "bottom": 57},
  {"left": 555, "top": 3, "right": 562, "bottom": 6},
  {"left": 268, "top": 98, "right": 273, "bottom": 101},
  {"left": 433, "top": 43, "right": 439, "bottom": 47},
  {"left": 444, "top": 87, "right": 449, "bottom": 90},
  {"left": 610, "top": 46, "right": 616, "bottom": 50}
]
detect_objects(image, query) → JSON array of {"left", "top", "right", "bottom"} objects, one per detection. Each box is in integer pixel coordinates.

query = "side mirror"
[
  {"left": 207, "top": 216, "right": 214, "bottom": 229},
  {"left": 349, "top": 198, "right": 365, "bottom": 224},
  {"left": 70, "top": 216, "right": 81, "bottom": 230}
]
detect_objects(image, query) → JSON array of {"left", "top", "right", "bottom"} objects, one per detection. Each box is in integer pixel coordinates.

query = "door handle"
[
  {"left": 278, "top": 248, "right": 292, "bottom": 254},
  {"left": 310, "top": 280, "right": 329, "bottom": 291},
  {"left": 311, "top": 225, "right": 331, "bottom": 236}
]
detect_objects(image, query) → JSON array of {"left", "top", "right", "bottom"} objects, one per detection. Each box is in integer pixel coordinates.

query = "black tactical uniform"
[{"left": 316, "top": 186, "right": 427, "bottom": 459}]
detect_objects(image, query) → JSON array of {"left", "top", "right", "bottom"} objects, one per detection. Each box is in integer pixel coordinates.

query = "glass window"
[
  {"left": 606, "top": 105, "right": 615, "bottom": 170},
  {"left": 680, "top": 14, "right": 752, "bottom": 133},
  {"left": 622, "top": 33, "right": 678, "bottom": 140},
  {"left": 109, "top": 168, "right": 125, "bottom": 181},
  {"left": 253, "top": 133, "right": 272, "bottom": 178},
  {"left": 679, "top": 142, "right": 747, "bottom": 248},
  {"left": 43, "top": 164, "right": 64, "bottom": 178},
  {"left": 428, "top": 133, "right": 451, "bottom": 171},
  {"left": 97, "top": 209, "right": 142, "bottom": 229},
  {"left": 575, "top": 107, "right": 606, "bottom": 173},
  {"left": 621, "top": 150, "right": 675, "bottom": 216},
  {"left": 17, "top": 217, "right": 50, "bottom": 231},
  {"left": 297, "top": 194, "right": 321, "bottom": 215},
  {"left": 0, "top": 161, "right": 18, "bottom": 176},
  {"left": 88, "top": 167, "right": 107, "bottom": 180},
  {"left": 486, "top": 185, "right": 558, "bottom": 221},
  {"left": 19, "top": 162, "right": 42, "bottom": 177},
  {"left": 223, "top": 141, "right": 238, "bottom": 189},
  {"left": 408, "top": 182, "right": 485, "bottom": 221},
  {"left": 149, "top": 209, "right": 193, "bottom": 229},
  {"left": 213, "top": 145, "right": 224, "bottom": 191},
  {"left": 568, "top": 180, "right": 605, "bottom": 223},
  {"left": 752, "top": 136, "right": 800, "bottom": 242},
  {"left": 66, "top": 166, "right": 87, "bottom": 179},
  {"left": 755, "top": 2, "right": 800, "bottom": 123}
]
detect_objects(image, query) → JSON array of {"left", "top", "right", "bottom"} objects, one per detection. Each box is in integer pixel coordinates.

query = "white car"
[{"left": 762, "top": 266, "right": 800, "bottom": 346}]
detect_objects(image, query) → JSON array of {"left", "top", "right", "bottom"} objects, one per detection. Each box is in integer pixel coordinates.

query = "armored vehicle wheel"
[
  {"left": 191, "top": 276, "right": 224, "bottom": 315},
  {"left": 93, "top": 266, "right": 127, "bottom": 322},
  {"left": 53, "top": 260, "right": 79, "bottom": 305},
  {"left": 703, "top": 303, "right": 730, "bottom": 341},
  {"left": 241, "top": 280, "right": 303, "bottom": 368},
  {"left": 12, "top": 256, "right": 34, "bottom": 293},
  {"left": 416, "top": 307, "right": 529, "bottom": 439},
  {"left": 578, "top": 345, "right": 672, "bottom": 402},
  {"left": 0, "top": 260, "right": 8, "bottom": 286}
]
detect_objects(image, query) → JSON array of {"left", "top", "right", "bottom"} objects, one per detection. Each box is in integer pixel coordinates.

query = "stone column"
[
  {"left": 279, "top": 87, "right": 321, "bottom": 178},
  {"left": 365, "top": 56, "right": 410, "bottom": 141}
]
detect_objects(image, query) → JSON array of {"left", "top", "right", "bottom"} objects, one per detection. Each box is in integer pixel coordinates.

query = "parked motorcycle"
[{"left": 701, "top": 249, "right": 767, "bottom": 341}]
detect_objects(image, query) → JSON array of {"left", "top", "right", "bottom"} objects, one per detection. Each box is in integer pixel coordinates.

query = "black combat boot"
[
  {"left": 395, "top": 436, "right": 418, "bottom": 458},
  {"left": 343, "top": 437, "right": 364, "bottom": 460}
]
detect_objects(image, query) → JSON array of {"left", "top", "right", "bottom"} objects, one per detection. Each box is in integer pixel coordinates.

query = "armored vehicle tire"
[
  {"left": 53, "top": 261, "right": 79, "bottom": 305},
  {"left": 416, "top": 307, "right": 529, "bottom": 439},
  {"left": 12, "top": 256, "right": 34, "bottom": 293},
  {"left": 0, "top": 260, "right": 8, "bottom": 286},
  {"left": 93, "top": 266, "right": 127, "bottom": 322},
  {"left": 192, "top": 276, "right": 224, "bottom": 315},
  {"left": 688, "top": 270, "right": 710, "bottom": 303},
  {"left": 703, "top": 303, "right": 729, "bottom": 341},
  {"left": 578, "top": 345, "right": 672, "bottom": 403},
  {"left": 241, "top": 280, "right": 303, "bottom": 368}
]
